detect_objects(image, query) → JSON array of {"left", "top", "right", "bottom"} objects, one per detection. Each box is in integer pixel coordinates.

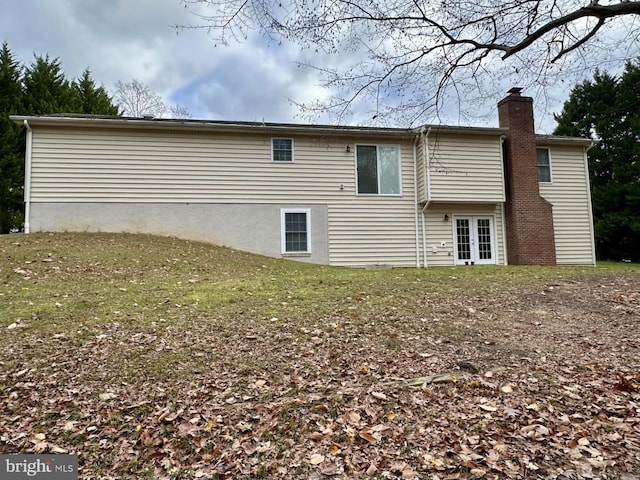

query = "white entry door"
[{"left": 454, "top": 216, "right": 496, "bottom": 265}]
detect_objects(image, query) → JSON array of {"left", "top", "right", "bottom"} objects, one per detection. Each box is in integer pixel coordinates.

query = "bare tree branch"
[
  {"left": 113, "top": 79, "right": 166, "bottom": 118},
  {"left": 179, "top": 0, "right": 640, "bottom": 124}
]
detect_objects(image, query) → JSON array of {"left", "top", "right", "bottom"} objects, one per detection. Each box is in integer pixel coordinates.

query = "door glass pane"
[
  {"left": 476, "top": 218, "right": 492, "bottom": 260},
  {"left": 356, "top": 146, "right": 378, "bottom": 194},
  {"left": 379, "top": 146, "right": 400, "bottom": 194},
  {"left": 456, "top": 219, "right": 471, "bottom": 261}
]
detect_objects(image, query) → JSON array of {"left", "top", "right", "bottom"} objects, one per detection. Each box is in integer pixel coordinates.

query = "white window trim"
[
  {"left": 280, "top": 208, "right": 311, "bottom": 255},
  {"left": 537, "top": 147, "right": 553, "bottom": 184},
  {"left": 272, "top": 138, "right": 295, "bottom": 163},
  {"left": 355, "top": 144, "right": 403, "bottom": 196}
]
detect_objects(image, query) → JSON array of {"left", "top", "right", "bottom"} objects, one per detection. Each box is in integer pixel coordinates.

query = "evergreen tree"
[
  {"left": 0, "top": 42, "right": 24, "bottom": 233},
  {"left": 0, "top": 47, "right": 121, "bottom": 232},
  {"left": 554, "top": 62, "right": 640, "bottom": 261},
  {"left": 22, "top": 54, "right": 73, "bottom": 114},
  {"left": 71, "top": 69, "right": 119, "bottom": 115}
]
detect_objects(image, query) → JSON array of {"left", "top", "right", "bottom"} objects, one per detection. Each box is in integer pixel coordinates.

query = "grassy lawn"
[{"left": 1, "top": 233, "right": 639, "bottom": 479}]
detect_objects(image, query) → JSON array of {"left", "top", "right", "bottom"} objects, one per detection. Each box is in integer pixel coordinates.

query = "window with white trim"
[
  {"left": 272, "top": 138, "right": 294, "bottom": 162},
  {"left": 281, "top": 209, "right": 311, "bottom": 254},
  {"left": 356, "top": 145, "right": 401, "bottom": 195},
  {"left": 537, "top": 147, "right": 552, "bottom": 183}
]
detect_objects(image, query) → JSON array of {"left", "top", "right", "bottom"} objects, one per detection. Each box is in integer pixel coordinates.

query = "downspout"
[
  {"left": 500, "top": 135, "right": 508, "bottom": 265},
  {"left": 421, "top": 127, "right": 432, "bottom": 267},
  {"left": 23, "top": 120, "right": 33, "bottom": 234},
  {"left": 412, "top": 135, "right": 420, "bottom": 268},
  {"left": 584, "top": 143, "right": 597, "bottom": 266}
]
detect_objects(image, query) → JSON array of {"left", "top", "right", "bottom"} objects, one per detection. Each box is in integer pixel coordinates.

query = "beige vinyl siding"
[
  {"left": 428, "top": 134, "right": 505, "bottom": 203},
  {"left": 30, "top": 127, "right": 418, "bottom": 267},
  {"left": 423, "top": 203, "right": 506, "bottom": 267},
  {"left": 539, "top": 145, "right": 595, "bottom": 265}
]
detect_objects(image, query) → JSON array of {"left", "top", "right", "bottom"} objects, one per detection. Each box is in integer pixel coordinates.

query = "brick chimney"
[{"left": 498, "top": 88, "right": 556, "bottom": 265}]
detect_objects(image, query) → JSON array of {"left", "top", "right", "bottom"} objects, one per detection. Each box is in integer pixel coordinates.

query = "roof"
[
  {"left": 11, "top": 114, "right": 507, "bottom": 138},
  {"left": 11, "top": 114, "right": 592, "bottom": 146},
  {"left": 535, "top": 134, "right": 594, "bottom": 147}
]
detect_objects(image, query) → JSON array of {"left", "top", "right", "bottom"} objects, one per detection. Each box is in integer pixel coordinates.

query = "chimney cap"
[{"left": 507, "top": 87, "right": 523, "bottom": 96}]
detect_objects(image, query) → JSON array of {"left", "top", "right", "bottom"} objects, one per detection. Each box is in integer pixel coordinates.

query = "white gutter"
[
  {"left": 412, "top": 137, "right": 420, "bottom": 268},
  {"left": 500, "top": 135, "right": 508, "bottom": 265},
  {"left": 425, "top": 127, "right": 432, "bottom": 204},
  {"left": 23, "top": 120, "right": 33, "bottom": 234},
  {"left": 421, "top": 127, "right": 432, "bottom": 267}
]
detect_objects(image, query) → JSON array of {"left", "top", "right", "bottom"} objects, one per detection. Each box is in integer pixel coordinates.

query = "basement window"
[
  {"left": 281, "top": 209, "right": 311, "bottom": 254},
  {"left": 537, "top": 148, "right": 552, "bottom": 183}
]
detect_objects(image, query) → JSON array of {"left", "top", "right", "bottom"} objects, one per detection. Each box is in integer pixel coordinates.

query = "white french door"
[{"left": 454, "top": 216, "right": 496, "bottom": 265}]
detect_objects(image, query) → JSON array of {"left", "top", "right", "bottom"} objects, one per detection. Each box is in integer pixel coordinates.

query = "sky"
[{"left": 0, "top": 0, "right": 629, "bottom": 133}]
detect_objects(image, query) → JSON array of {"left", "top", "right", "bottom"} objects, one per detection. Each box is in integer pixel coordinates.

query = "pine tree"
[
  {"left": 71, "top": 69, "right": 119, "bottom": 115},
  {"left": 22, "top": 54, "right": 73, "bottom": 114},
  {"left": 554, "top": 62, "right": 640, "bottom": 261},
  {"left": 1, "top": 47, "right": 121, "bottom": 233},
  {"left": 0, "top": 43, "right": 25, "bottom": 233}
]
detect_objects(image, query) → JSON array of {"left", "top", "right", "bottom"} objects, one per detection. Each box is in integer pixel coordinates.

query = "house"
[{"left": 12, "top": 89, "right": 595, "bottom": 268}]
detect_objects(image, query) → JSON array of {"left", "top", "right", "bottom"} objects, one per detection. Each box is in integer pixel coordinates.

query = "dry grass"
[{"left": 1, "top": 233, "right": 639, "bottom": 479}]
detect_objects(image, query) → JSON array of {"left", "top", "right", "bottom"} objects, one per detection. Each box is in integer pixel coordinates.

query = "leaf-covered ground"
[{"left": 1, "top": 233, "right": 639, "bottom": 479}]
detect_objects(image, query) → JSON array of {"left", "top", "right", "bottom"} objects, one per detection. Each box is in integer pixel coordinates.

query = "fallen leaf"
[
  {"left": 329, "top": 444, "right": 341, "bottom": 455},
  {"left": 63, "top": 422, "right": 76, "bottom": 432},
  {"left": 479, "top": 404, "right": 497, "bottom": 412},
  {"left": 371, "top": 391, "right": 387, "bottom": 400},
  {"left": 402, "top": 468, "right": 419, "bottom": 479},
  {"left": 309, "top": 453, "right": 325, "bottom": 465},
  {"left": 203, "top": 419, "right": 214, "bottom": 431},
  {"left": 358, "top": 429, "right": 378, "bottom": 444},
  {"left": 320, "top": 461, "right": 340, "bottom": 476},
  {"left": 344, "top": 412, "right": 361, "bottom": 425},
  {"left": 501, "top": 385, "right": 513, "bottom": 393}
]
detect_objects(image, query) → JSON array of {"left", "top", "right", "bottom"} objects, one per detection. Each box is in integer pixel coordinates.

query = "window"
[
  {"left": 537, "top": 148, "right": 552, "bottom": 183},
  {"left": 281, "top": 209, "right": 311, "bottom": 254},
  {"left": 272, "top": 138, "right": 294, "bottom": 162},
  {"left": 356, "top": 145, "right": 401, "bottom": 195}
]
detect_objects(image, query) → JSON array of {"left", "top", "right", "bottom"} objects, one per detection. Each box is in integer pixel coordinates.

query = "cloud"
[{"left": 3, "top": 0, "right": 635, "bottom": 132}]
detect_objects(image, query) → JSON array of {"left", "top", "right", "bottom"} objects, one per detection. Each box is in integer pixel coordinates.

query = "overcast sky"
[{"left": 0, "top": 0, "right": 622, "bottom": 133}]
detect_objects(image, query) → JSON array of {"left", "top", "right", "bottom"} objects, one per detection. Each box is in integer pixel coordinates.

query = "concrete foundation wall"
[{"left": 30, "top": 202, "right": 330, "bottom": 264}]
